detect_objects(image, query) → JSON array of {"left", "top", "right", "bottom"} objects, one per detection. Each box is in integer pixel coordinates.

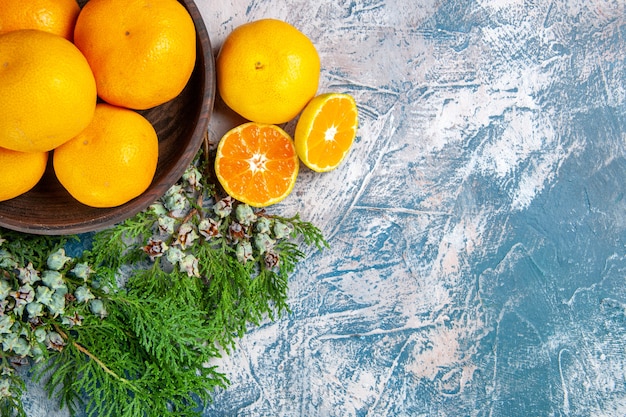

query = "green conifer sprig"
[{"left": 0, "top": 148, "right": 327, "bottom": 416}]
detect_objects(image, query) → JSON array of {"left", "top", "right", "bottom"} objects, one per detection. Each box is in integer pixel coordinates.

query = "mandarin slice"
[
  {"left": 294, "top": 93, "right": 358, "bottom": 172},
  {"left": 214, "top": 122, "right": 299, "bottom": 207}
]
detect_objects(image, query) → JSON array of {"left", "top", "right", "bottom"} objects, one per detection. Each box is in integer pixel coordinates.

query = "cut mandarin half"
[
  {"left": 214, "top": 122, "right": 299, "bottom": 207},
  {"left": 294, "top": 93, "right": 358, "bottom": 172}
]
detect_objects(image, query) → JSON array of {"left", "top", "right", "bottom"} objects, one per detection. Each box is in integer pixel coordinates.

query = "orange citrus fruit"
[
  {"left": 53, "top": 103, "right": 159, "bottom": 208},
  {"left": 215, "top": 122, "right": 299, "bottom": 207},
  {"left": 0, "top": 147, "right": 48, "bottom": 202},
  {"left": 216, "top": 19, "right": 320, "bottom": 124},
  {"left": 0, "top": 0, "right": 80, "bottom": 41},
  {"left": 0, "top": 29, "right": 97, "bottom": 153},
  {"left": 294, "top": 93, "right": 358, "bottom": 172},
  {"left": 73, "top": 0, "right": 197, "bottom": 110}
]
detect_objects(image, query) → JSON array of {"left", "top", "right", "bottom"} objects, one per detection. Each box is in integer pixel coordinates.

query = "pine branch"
[
  {"left": 0, "top": 355, "right": 26, "bottom": 417},
  {"left": 67, "top": 335, "right": 129, "bottom": 384},
  {"left": 34, "top": 289, "right": 228, "bottom": 417},
  {"left": 0, "top": 152, "right": 327, "bottom": 416},
  {"left": 271, "top": 213, "right": 329, "bottom": 251}
]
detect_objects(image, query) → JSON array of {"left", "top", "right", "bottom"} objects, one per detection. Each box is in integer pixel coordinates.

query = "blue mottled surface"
[{"left": 25, "top": 0, "right": 626, "bottom": 416}]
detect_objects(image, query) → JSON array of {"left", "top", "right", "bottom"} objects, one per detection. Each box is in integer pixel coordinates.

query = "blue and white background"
[{"left": 26, "top": 0, "right": 626, "bottom": 415}]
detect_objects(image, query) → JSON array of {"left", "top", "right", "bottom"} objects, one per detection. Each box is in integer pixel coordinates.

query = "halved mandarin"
[
  {"left": 294, "top": 93, "right": 358, "bottom": 172},
  {"left": 214, "top": 122, "right": 299, "bottom": 207}
]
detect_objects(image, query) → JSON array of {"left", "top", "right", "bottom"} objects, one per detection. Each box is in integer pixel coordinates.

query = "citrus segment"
[
  {"left": 294, "top": 93, "right": 358, "bottom": 172},
  {"left": 217, "top": 19, "right": 320, "bottom": 124},
  {"left": 215, "top": 123, "right": 299, "bottom": 207},
  {"left": 53, "top": 103, "right": 159, "bottom": 208},
  {"left": 0, "top": 147, "right": 48, "bottom": 202},
  {"left": 0, "top": 29, "right": 97, "bottom": 153},
  {"left": 0, "top": 0, "right": 80, "bottom": 40},
  {"left": 73, "top": 0, "right": 197, "bottom": 110}
]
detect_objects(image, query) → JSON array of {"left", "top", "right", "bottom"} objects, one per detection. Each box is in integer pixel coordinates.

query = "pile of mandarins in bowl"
[{"left": 0, "top": 0, "right": 197, "bottom": 208}]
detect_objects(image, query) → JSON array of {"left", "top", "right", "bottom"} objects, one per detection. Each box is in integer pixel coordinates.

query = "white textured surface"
[{"left": 26, "top": 0, "right": 626, "bottom": 415}]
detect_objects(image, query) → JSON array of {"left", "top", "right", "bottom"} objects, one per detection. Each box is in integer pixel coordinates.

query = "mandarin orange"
[
  {"left": 0, "top": 0, "right": 80, "bottom": 41},
  {"left": 0, "top": 147, "right": 48, "bottom": 202},
  {"left": 294, "top": 93, "right": 358, "bottom": 172},
  {"left": 215, "top": 123, "right": 300, "bottom": 207},
  {"left": 53, "top": 103, "right": 159, "bottom": 208},
  {"left": 216, "top": 19, "right": 320, "bottom": 124},
  {"left": 73, "top": 0, "right": 196, "bottom": 110},
  {"left": 0, "top": 30, "right": 97, "bottom": 153}
]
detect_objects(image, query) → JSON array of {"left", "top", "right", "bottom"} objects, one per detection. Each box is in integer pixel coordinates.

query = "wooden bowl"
[{"left": 0, "top": 0, "right": 214, "bottom": 235}]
